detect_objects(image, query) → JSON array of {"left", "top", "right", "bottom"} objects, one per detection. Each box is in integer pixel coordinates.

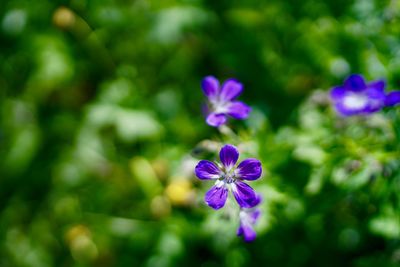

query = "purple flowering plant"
[
  {"left": 330, "top": 74, "right": 400, "bottom": 116},
  {"left": 194, "top": 75, "right": 263, "bottom": 242},
  {"left": 194, "top": 73, "right": 400, "bottom": 244},
  {"left": 195, "top": 144, "right": 262, "bottom": 210},
  {"left": 201, "top": 76, "right": 251, "bottom": 127}
]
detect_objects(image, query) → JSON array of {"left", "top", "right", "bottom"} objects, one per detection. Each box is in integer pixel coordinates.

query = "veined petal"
[
  {"left": 204, "top": 184, "right": 228, "bottom": 210},
  {"left": 237, "top": 224, "right": 257, "bottom": 242},
  {"left": 344, "top": 74, "right": 367, "bottom": 91},
  {"left": 201, "top": 76, "right": 220, "bottom": 100},
  {"left": 236, "top": 158, "right": 262, "bottom": 180},
  {"left": 206, "top": 113, "right": 227, "bottom": 127},
  {"left": 226, "top": 101, "right": 251, "bottom": 120},
  {"left": 330, "top": 86, "right": 346, "bottom": 101},
  {"left": 219, "top": 144, "right": 239, "bottom": 169},
  {"left": 385, "top": 91, "right": 400, "bottom": 106},
  {"left": 231, "top": 181, "right": 259, "bottom": 208},
  {"left": 220, "top": 78, "right": 243, "bottom": 101},
  {"left": 195, "top": 160, "right": 221, "bottom": 180}
]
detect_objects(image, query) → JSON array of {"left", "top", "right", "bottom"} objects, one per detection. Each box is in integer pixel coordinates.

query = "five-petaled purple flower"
[
  {"left": 237, "top": 205, "right": 261, "bottom": 242},
  {"left": 201, "top": 76, "right": 251, "bottom": 127},
  {"left": 195, "top": 144, "right": 262, "bottom": 210},
  {"left": 330, "top": 74, "right": 386, "bottom": 116},
  {"left": 330, "top": 74, "right": 400, "bottom": 116}
]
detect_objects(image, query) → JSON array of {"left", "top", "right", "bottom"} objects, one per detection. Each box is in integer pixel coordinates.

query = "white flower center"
[
  {"left": 210, "top": 99, "right": 230, "bottom": 114},
  {"left": 343, "top": 93, "right": 368, "bottom": 109},
  {"left": 222, "top": 171, "right": 236, "bottom": 184}
]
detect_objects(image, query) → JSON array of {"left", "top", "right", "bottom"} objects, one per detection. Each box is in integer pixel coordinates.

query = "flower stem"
[{"left": 218, "top": 125, "right": 240, "bottom": 142}]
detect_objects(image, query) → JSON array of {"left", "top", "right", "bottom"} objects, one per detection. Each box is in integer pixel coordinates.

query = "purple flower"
[
  {"left": 195, "top": 144, "right": 262, "bottom": 210},
  {"left": 330, "top": 74, "right": 386, "bottom": 116},
  {"left": 237, "top": 206, "right": 261, "bottom": 242},
  {"left": 201, "top": 76, "right": 251, "bottom": 127}
]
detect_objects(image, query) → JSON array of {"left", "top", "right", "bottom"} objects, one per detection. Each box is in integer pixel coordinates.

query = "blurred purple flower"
[
  {"left": 201, "top": 76, "right": 251, "bottom": 127},
  {"left": 195, "top": 144, "right": 262, "bottom": 210},
  {"left": 237, "top": 204, "right": 261, "bottom": 242},
  {"left": 330, "top": 74, "right": 386, "bottom": 116}
]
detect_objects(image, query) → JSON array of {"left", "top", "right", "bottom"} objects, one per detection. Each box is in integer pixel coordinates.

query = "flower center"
[
  {"left": 210, "top": 99, "right": 230, "bottom": 114},
  {"left": 220, "top": 167, "right": 237, "bottom": 184},
  {"left": 343, "top": 93, "right": 368, "bottom": 110}
]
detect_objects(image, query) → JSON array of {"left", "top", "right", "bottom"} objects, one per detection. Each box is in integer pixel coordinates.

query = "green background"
[{"left": 0, "top": 0, "right": 399, "bottom": 266}]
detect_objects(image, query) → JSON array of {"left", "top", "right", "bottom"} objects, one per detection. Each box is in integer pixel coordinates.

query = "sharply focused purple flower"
[
  {"left": 195, "top": 144, "right": 262, "bottom": 210},
  {"left": 330, "top": 74, "right": 386, "bottom": 116},
  {"left": 201, "top": 76, "right": 251, "bottom": 127},
  {"left": 237, "top": 204, "right": 261, "bottom": 242}
]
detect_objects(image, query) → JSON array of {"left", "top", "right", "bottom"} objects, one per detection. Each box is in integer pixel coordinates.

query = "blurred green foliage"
[{"left": 0, "top": 0, "right": 399, "bottom": 266}]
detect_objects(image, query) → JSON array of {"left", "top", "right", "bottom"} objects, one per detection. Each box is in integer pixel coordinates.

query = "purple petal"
[
  {"left": 237, "top": 225, "right": 243, "bottom": 236},
  {"left": 236, "top": 159, "right": 262, "bottom": 180},
  {"left": 220, "top": 79, "right": 243, "bottom": 101},
  {"left": 206, "top": 113, "right": 227, "bottom": 127},
  {"left": 201, "top": 76, "right": 220, "bottom": 100},
  {"left": 249, "top": 209, "right": 261, "bottom": 224},
  {"left": 344, "top": 74, "right": 367, "bottom": 91},
  {"left": 368, "top": 79, "right": 386, "bottom": 91},
  {"left": 362, "top": 104, "right": 383, "bottom": 113},
  {"left": 204, "top": 184, "right": 228, "bottom": 210},
  {"left": 385, "top": 91, "right": 400, "bottom": 106},
  {"left": 195, "top": 160, "right": 221, "bottom": 180},
  {"left": 334, "top": 102, "right": 362, "bottom": 116},
  {"left": 237, "top": 224, "right": 257, "bottom": 242},
  {"left": 236, "top": 158, "right": 262, "bottom": 180},
  {"left": 364, "top": 87, "right": 385, "bottom": 112},
  {"left": 250, "top": 195, "right": 262, "bottom": 207},
  {"left": 226, "top": 101, "right": 251, "bottom": 120},
  {"left": 219, "top": 144, "right": 239, "bottom": 169},
  {"left": 231, "top": 181, "right": 259, "bottom": 208},
  {"left": 366, "top": 86, "right": 385, "bottom": 99},
  {"left": 330, "top": 86, "right": 346, "bottom": 101}
]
